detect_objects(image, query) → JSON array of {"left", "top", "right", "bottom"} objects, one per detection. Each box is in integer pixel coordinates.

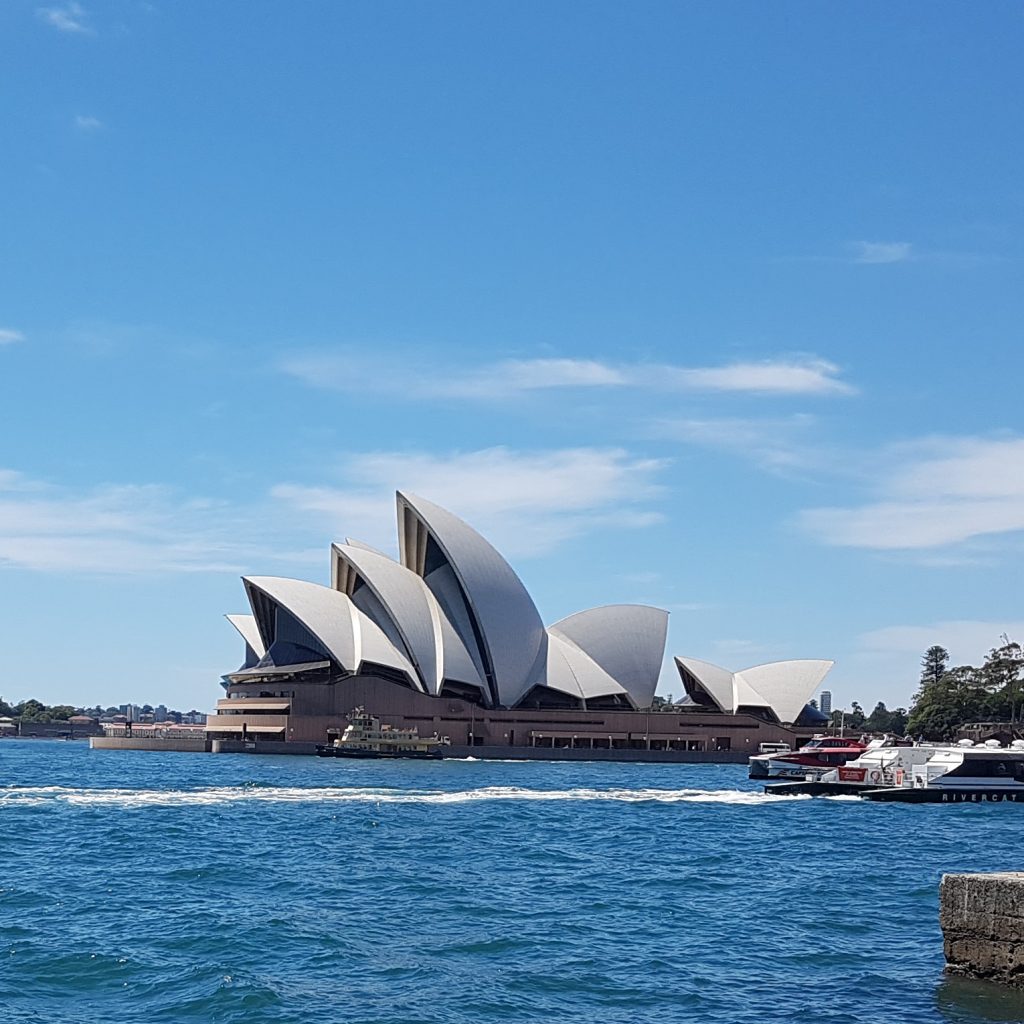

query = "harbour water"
[{"left": 3, "top": 739, "right": 1024, "bottom": 1024}]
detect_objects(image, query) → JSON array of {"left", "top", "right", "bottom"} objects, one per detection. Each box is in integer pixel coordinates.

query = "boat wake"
[{"left": 0, "top": 784, "right": 809, "bottom": 808}]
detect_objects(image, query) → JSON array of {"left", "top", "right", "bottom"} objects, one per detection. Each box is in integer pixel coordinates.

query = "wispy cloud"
[
  {"left": 850, "top": 241, "right": 913, "bottom": 265},
  {"left": 271, "top": 446, "right": 667, "bottom": 558},
  {"left": 859, "top": 619, "right": 1024, "bottom": 661},
  {"left": 74, "top": 114, "right": 103, "bottom": 132},
  {"left": 648, "top": 413, "right": 820, "bottom": 471},
  {"left": 280, "top": 353, "right": 855, "bottom": 401},
  {"left": 663, "top": 359, "right": 853, "bottom": 394},
  {"left": 0, "top": 469, "right": 298, "bottom": 575},
  {"left": 37, "top": 1, "right": 92, "bottom": 33},
  {"left": 0, "top": 328, "right": 25, "bottom": 346},
  {"left": 800, "top": 435, "right": 1024, "bottom": 550},
  {"left": 853, "top": 619, "right": 1024, "bottom": 698}
]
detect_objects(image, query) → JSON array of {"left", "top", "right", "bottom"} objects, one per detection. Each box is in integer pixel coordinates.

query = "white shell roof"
[
  {"left": 331, "top": 542, "right": 485, "bottom": 696},
  {"left": 549, "top": 605, "right": 669, "bottom": 710},
  {"left": 225, "top": 614, "right": 266, "bottom": 659},
  {"left": 545, "top": 633, "right": 633, "bottom": 704},
  {"left": 737, "top": 660, "right": 834, "bottom": 725},
  {"left": 674, "top": 656, "right": 833, "bottom": 724},
  {"left": 243, "top": 576, "right": 421, "bottom": 688},
  {"left": 397, "top": 492, "right": 548, "bottom": 708},
  {"left": 675, "top": 656, "right": 741, "bottom": 713},
  {"left": 343, "top": 537, "right": 393, "bottom": 559}
]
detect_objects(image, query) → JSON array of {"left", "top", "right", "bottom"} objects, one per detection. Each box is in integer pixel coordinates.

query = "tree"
[
  {"left": 921, "top": 646, "right": 950, "bottom": 687},
  {"left": 890, "top": 707, "right": 909, "bottom": 735},
  {"left": 864, "top": 702, "right": 891, "bottom": 733},
  {"left": 848, "top": 702, "right": 866, "bottom": 729},
  {"left": 979, "top": 641, "right": 1023, "bottom": 722},
  {"left": 907, "top": 665, "right": 987, "bottom": 739}
]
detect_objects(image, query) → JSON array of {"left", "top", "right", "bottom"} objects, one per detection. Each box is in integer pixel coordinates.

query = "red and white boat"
[{"left": 748, "top": 735, "right": 870, "bottom": 779}]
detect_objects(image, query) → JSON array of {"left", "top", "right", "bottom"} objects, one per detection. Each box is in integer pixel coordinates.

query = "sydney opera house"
[{"left": 206, "top": 492, "right": 833, "bottom": 759}]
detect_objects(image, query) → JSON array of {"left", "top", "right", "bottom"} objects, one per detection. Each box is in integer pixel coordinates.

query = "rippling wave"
[{"left": 1, "top": 739, "right": 1019, "bottom": 1024}]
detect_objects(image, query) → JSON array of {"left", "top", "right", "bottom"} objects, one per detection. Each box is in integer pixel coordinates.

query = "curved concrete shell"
[
  {"left": 738, "top": 660, "right": 834, "bottom": 726},
  {"left": 545, "top": 633, "right": 633, "bottom": 705},
  {"left": 330, "top": 542, "right": 486, "bottom": 698},
  {"left": 549, "top": 605, "right": 669, "bottom": 710},
  {"left": 675, "top": 656, "right": 833, "bottom": 724},
  {"left": 675, "top": 656, "right": 744, "bottom": 713},
  {"left": 397, "top": 492, "right": 547, "bottom": 708},
  {"left": 243, "top": 576, "right": 421, "bottom": 688},
  {"left": 343, "top": 537, "right": 394, "bottom": 560},
  {"left": 226, "top": 613, "right": 266, "bottom": 661}
]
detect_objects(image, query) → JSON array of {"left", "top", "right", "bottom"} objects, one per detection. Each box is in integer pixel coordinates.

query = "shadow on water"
[{"left": 936, "top": 977, "right": 1024, "bottom": 1023}]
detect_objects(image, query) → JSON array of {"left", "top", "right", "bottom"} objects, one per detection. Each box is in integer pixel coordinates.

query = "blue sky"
[{"left": 2, "top": 1, "right": 1022, "bottom": 713}]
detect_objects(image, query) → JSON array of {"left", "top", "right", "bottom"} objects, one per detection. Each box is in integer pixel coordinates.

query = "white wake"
[{"left": 0, "top": 784, "right": 807, "bottom": 808}]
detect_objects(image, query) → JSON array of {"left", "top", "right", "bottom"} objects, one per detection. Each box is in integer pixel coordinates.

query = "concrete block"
[{"left": 941, "top": 873, "right": 1024, "bottom": 985}]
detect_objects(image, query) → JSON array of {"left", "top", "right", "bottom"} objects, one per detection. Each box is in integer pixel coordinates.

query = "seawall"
[
  {"left": 940, "top": 872, "right": 1024, "bottom": 986},
  {"left": 90, "top": 737, "right": 210, "bottom": 753},
  {"left": 90, "top": 736, "right": 748, "bottom": 763}
]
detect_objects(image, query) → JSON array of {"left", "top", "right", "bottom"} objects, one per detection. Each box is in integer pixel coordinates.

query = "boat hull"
[
  {"left": 763, "top": 780, "right": 875, "bottom": 797},
  {"left": 315, "top": 746, "right": 445, "bottom": 760},
  {"left": 764, "top": 780, "right": 1024, "bottom": 803},
  {"left": 864, "top": 787, "right": 1024, "bottom": 803}
]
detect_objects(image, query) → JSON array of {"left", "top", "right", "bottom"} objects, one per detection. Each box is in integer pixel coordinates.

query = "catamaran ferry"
[{"left": 765, "top": 736, "right": 1024, "bottom": 803}]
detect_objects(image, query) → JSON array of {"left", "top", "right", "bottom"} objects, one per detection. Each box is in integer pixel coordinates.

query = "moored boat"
[
  {"left": 748, "top": 734, "right": 869, "bottom": 780},
  {"left": 316, "top": 707, "right": 451, "bottom": 760},
  {"left": 765, "top": 738, "right": 1024, "bottom": 802}
]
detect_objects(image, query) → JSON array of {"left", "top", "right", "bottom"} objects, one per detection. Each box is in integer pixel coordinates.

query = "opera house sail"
[{"left": 207, "top": 492, "right": 833, "bottom": 760}]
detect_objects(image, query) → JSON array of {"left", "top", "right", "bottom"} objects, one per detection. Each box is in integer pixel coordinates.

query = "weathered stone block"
[{"left": 941, "top": 873, "right": 1024, "bottom": 985}]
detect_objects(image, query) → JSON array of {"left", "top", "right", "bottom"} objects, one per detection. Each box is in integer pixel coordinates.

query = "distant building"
[{"left": 819, "top": 690, "right": 832, "bottom": 716}]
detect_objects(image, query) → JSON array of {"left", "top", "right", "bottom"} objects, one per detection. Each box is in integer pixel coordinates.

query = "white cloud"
[
  {"left": 0, "top": 328, "right": 25, "bottom": 346},
  {"left": 662, "top": 359, "right": 853, "bottom": 395},
  {"left": 74, "top": 114, "right": 103, "bottom": 131},
  {"left": 271, "top": 446, "right": 666, "bottom": 557},
  {"left": 860, "top": 620, "right": 1024, "bottom": 662},
  {"left": 850, "top": 241, "right": 913, "bottom": 264},
  {"left": 280, "top": 353, "right": 855, "bottom": 401},
  {"left": 649, "top": 414, "right": 820, "bottom": 470},
  {"left": 851, "top": 620, "right": 1024, "bottom": 704},
  {"left": 37, "top": 2, "right": 92, "bottom": 33},
  {"left": 800, "top": 435, "right": 1024, "bottom": 550},
  {"left": 0, "top": 471, "right": 273, "bottom": 575}
]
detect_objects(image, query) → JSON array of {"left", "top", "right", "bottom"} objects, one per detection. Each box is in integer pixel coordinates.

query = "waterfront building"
[
  {"left": 819, "top": 690, "right": 832, "bottom": 716},
  {"left": 207, "top": 492, "right": 834, "bottom": 758}
]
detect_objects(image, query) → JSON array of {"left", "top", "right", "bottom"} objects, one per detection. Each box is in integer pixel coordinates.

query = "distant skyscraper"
[{"left": 819, "top": 690, "right": 832, "bottom": 716}]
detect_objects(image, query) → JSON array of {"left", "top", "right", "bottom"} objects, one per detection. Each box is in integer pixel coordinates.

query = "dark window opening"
[{"left": 360, "top": 662, "right": 416, "bottom": 690}]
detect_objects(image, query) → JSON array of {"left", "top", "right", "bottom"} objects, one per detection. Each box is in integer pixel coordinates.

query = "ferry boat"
[
  {"left": 316, "top": 708, "right": 451, "bottom": 760},
  {"left": 748, "top": 735, "right": 869, "bottom": 779},
  {"left": 765, "top": 737, "right": 1024, "bottom": 802}
]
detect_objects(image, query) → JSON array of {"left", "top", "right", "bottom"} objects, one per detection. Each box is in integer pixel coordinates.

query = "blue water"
[{"left": 3, "top": 741, "right": 1024, "bottom": 1024}]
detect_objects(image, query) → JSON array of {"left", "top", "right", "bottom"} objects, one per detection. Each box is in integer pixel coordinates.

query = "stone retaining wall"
[{"left": 940, "top": 872, "right": 1024, "bottom": 986}]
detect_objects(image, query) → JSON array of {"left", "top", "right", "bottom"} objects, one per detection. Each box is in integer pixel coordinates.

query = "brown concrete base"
[
  {"left": 91, "top": 735, "right": 749, "bottom": 763},
  {"left": 89, "top": 737, "right": 210, "bottom": 753},
  {"left": 444, "top": 744, "right": 747, "bottom": 763},
  {"left": 941, "top": 872, "right": 1024, "bottom": 986},
  {"left": 209, "top": 741, "right": 746, "bottom": 762}
]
